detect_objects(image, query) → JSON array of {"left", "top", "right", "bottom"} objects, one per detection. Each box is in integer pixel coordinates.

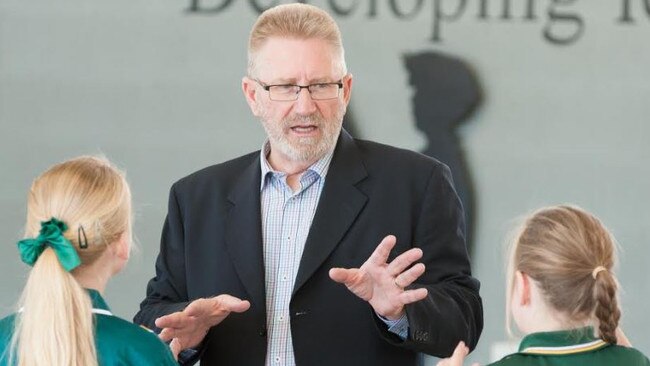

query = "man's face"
[{"left": 243, "top": 37, "right": 352, "bottom": 166}]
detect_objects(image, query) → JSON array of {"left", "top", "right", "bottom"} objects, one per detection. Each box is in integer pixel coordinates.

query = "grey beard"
[{"left": 261, "top": 109, "right": 344, "bottom": 163}]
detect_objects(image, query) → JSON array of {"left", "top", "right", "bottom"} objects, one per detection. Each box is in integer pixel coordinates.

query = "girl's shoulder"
[
  {"left": 0, "top": 315, "right": 17, "bottom": 366},
  {"left": 0, "top": 314, "right": 17, "bottom": 344},
  {"left": 94, "top": 314, "right": 177, "bottom": 365},
  {"left": 488, "top": 344, "right": 650, "bottom": 366}
]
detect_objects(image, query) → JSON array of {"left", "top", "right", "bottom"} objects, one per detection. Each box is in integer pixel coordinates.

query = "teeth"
[{"left": 292, "top": 126, "right": 315, "bottom": 131}]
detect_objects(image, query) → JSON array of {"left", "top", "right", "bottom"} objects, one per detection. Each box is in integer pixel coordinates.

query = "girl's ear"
[
  {"left": 112, "top": 231, "right": 130, "bottom": 261},
  {"left": 515, "top": 270, "right": 532, "bottom": 306}
]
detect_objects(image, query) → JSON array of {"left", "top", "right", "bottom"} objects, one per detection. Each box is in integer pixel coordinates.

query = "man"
[{"left": 134, "top": 4, "right": 483, "bottom": 365}]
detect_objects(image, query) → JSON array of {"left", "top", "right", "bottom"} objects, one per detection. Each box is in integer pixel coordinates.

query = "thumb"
[{"left": 329, "top": 267, "right": 357, "bottom": 284}]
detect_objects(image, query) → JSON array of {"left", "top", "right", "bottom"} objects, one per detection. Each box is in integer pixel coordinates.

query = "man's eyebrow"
[
  {"left": 309, "top": 78, "right": 332, "bottom": 83},
  {"left": 267, "top": 77, "right": 334, "bottom": 85},
  {"left": 267, "top": 78, "right": 297, "bottom": 85}
]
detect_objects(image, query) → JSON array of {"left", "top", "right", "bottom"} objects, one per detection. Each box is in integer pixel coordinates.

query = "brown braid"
[{"left": 593, "top": 271, "right": 620, "bottom": 344}]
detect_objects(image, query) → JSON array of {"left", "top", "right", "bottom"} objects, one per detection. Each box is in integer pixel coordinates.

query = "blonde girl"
[{"left": 0, "top": 156, "right": 177, "bottom": 366}]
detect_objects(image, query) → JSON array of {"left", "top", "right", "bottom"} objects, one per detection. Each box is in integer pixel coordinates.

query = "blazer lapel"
[
  {"left": 293, "top": 131, "right": 368, "bottom": 295},
  {"left": 225, "top": 156, "right": 266, "bottom": 311}
]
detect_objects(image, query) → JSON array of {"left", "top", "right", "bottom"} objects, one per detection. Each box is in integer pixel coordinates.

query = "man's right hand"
[
  {"left": 156, "top": 294, "right": 250, "bottom": 354},
  {"left": 616, "top": 328, "right": 632, "bottom": 347}
]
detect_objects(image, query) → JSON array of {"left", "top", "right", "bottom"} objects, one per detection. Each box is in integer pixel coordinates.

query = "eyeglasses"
[{"left": 254, "top": 79, "right": 343, "bottom": 101}]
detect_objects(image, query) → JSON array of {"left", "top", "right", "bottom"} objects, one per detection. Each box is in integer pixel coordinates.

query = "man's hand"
[
  {"left": 616, "top": 328, "right": 632, "bottom": 347},
  {"left": 169, "top": 338, "right": 182, "bottom": 361},
  {"left": 329, "top": 235, "right": 428, "bottom": 320},
  {"left": 436, "top": 341, "right": 479, "bottom": 366},
  {"left": 156, "top": 295, "right": 250, "bottom": 351}
]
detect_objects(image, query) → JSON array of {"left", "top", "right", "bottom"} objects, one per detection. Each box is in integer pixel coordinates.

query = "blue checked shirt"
[{"left": 259, "top": 142, "right": 408, "bottom": 366}]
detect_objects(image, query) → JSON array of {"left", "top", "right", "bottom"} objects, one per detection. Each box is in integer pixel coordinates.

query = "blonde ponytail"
[
  {"left": 9, "top": 156, "right": 132, "bottom": 366},
  {"left": 11, "top": 249, "right": 97, "bottom": 366}
]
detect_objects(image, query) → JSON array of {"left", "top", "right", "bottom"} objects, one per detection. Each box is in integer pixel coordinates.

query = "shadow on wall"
[
  {"left": 342, "top": 51, "right": 481, "bottom": 257},
  {"left": 404, "top": 51, "right": 482, "bottom": 257}
]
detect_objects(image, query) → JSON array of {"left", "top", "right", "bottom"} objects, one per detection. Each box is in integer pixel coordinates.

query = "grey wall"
[{"left": 1, "top": 0, "right": 649, "bottom": 363}]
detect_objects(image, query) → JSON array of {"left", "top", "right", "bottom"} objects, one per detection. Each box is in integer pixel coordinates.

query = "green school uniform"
[
  {"left": 0, "top": 289, "right": 177, "bottom": 366},
  {"left": 491, "top": 327, "right": 650, "bottom": 366}
]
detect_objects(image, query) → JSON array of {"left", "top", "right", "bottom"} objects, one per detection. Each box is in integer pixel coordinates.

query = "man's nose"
[{"left": 293, "top": 88, "right": 317, "bottom": 115}]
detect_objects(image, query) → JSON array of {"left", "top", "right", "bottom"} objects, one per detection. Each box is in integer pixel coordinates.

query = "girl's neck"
[{"left": 72, "top": 260, "right": 112, "bottom": 295}]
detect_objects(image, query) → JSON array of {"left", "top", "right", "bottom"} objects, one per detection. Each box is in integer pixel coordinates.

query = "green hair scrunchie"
[{"left": 17, "top": 218, "right": 82, "bottom": 272}]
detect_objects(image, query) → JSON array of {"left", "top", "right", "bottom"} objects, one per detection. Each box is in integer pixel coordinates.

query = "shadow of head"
[{"left": 404, "top": 52, "right": 482, "bottom": 134}]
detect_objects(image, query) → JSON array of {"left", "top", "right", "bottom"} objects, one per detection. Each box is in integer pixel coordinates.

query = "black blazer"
[{"left": 135, "top": 131, "right": 483, "bottom": 366}]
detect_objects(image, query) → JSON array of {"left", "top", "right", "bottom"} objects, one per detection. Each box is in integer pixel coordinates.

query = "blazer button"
[
  {"left": 259, "top": 327, "right": 267, "bottom": 337},
  {"left": 414, "top": 330, "right": 429, "bottom": 341},
  {"left": 294, "top": 310, "right": 308, "bottom": 317}
]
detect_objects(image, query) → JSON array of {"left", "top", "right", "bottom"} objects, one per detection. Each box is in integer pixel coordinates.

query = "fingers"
[
  {"left": 230, "top": 299, "right": 251, "bottom": 313},
  {"left": 394, "top": 263, "right": 426, "bottom": 288},
  {"left": 184, "top": 295, "right": 251, "bottom": 318},
  {"left": 450, "top": 341, "right": 470, "bottom": 366},
  {"left": 159, "top": 326, "right": 180, "bottom": 342},
  {"left": 155, "top": 311, "right": 191, "bottom": 330},
  {"left": 616, "top": 328, "right": 632, "bottom": 347},
  {"left": 436, "top": 341, "right": 470, "bottom": 366},
  {"left": 367, "top": 235, "right": 397, "bottom": 266},
  {"left": 211, "top": 294, "right": 251, "bottom": 313},
  {"left": 452, "top": 341, "right": 469, "bottom": 358},
  {"left": 387, "top": 247, "right": 423, "bottom": 276},
  {"left": 169, "top": 338, "right": 182, "bottom": 361},
  {"left": 398, "top": 287, "right": 428, "bottom": 305},
  {"left": 156, "top": 295, "right": 251, "bottom": 343},
  {"left": 157, "top": 297, "right": 212, "bottom": 329},
  {"left": 158, "top": 317, "right": 203, "bottom": 342}
]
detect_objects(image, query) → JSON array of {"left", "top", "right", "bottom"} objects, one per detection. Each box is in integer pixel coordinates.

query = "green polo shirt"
[
  {"left": 0, "top": 289, "right": 176, "bottom": 366},
  {"left": 491, "top": 327, "right": 650, "bottom": 366}
]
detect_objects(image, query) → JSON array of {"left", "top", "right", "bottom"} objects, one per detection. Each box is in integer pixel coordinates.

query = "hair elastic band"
[
  {"left": 592, "top": 266, "right": 607, "bottom": 280},
  {"left": 16, "top": 218, "right": 82, "bottom": 272}
]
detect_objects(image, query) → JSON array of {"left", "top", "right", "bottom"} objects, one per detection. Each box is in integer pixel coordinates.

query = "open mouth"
[{"left": 290, "top": 125, "right": 318, "bottom": 133}]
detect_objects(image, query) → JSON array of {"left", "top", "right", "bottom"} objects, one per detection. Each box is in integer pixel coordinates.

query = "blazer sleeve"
[
  {"left": 134, "top": 183, "right": 191, "bottom": 331},
  {"left": 374, "top": 163, "right": 483, "bottom": 357}
]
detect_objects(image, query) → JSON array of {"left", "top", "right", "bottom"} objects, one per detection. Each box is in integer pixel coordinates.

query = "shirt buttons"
[{"left": 274, "top": 356, "right": 281, "bottom": 363}]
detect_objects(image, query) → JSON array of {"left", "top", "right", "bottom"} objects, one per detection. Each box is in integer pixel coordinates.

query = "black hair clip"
[{"left": 78, "top": 225, "right": 88, "bottom": 249}]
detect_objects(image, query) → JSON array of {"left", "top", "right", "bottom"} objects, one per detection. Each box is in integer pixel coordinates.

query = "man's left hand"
[{"left": 329, "top": 235, "right": 428, "bottom": 320}]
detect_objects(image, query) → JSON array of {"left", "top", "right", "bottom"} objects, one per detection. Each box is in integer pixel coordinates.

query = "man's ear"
[
  {"left": 515, "top": 270, "right": 532, "bottom": 306},
  {"left": 342, "top": 73, "right": 353, "bottom": 106},
  {"left": 242, "top": 76, "right": 261, "bottom": 116}
]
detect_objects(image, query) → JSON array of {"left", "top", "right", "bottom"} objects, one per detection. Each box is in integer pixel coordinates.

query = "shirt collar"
[
  {"left": 518, "top": 327, "right": 609, "bottom": 355},
  {"left": 86, "top": 288, "right": 111, "bottom": 312},
  {"left": 259, "top": 140, "right": 334, "bottom": 191}
]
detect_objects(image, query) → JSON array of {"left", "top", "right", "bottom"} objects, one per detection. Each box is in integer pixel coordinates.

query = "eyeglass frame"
[{"left": 254, "top": 79, "right": 344, "bottom": 101}]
